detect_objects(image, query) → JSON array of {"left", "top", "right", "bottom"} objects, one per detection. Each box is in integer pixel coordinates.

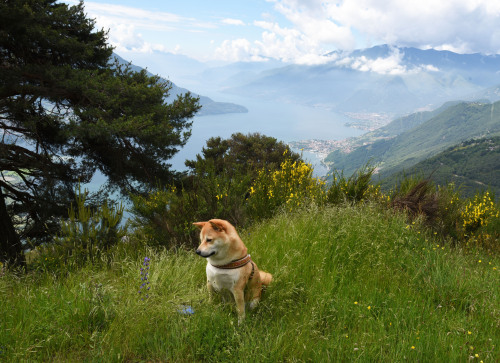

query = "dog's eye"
[{"left": 206, "top": 238, "right": 213, "bottom": 243}]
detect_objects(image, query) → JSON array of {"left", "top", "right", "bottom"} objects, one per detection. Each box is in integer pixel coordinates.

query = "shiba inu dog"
[{"left": 194, "top": 219, "right": 272, "bottom": 323}]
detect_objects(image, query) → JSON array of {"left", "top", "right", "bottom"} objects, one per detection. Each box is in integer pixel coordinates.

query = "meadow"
[{"left": 1, "top": 202, "right": 499, "bottom": 362}]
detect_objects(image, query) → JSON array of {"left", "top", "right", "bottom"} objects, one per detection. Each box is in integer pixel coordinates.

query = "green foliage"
[
  {"left": 326, "top": 165, "right": 378, "bottom": 204},
  {"left": 30, "top": 187, "right": 127, "bottom": 271},
  {"left": 185, "top": 132, "right": 301, "bottom": 177},
  {"left": 1, "top": 205, "right": 499, "bottom": 361},
  {"left": 382, "top": 137, "right": 500, "bottom": 198},
  {"left": 387, "top": 176, "right": 500, "bottom": 249},
  {"left": 130, "top": 133, "right": 301, "bottom": 247},
  {"left": 0, "top": 0, "right": 199, "bottom": 266},
  {"left": 130, "top": 168, "right": 251, "bottom": 248},
  {"left": 247, "top": 154, "right": 327, "bottom": 219},
  {"left": 326, "top": 101, "right": 500, "bottom": 179}
]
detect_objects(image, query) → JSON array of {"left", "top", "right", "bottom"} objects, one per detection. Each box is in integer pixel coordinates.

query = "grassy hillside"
[
  {"left": 1, "top": 204, "right": 499, "bottom": 361},
  {"left": 325, "top": 101, "right": 500, "bottom": 177},
  {"left": 380, "top": 137, "right": 500, "bottom": 197},
  {"left": 368, "top": 101, "right": 462, "bottom": 139}
]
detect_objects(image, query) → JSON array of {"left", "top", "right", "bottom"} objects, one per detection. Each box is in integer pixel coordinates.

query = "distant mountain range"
[
  {"left": 113, "top": 54, "right": 247, "bottom": 116},
  {"left": 115, "top": 45, "right": 500, "bottom": 119},
  {"left": 198, "top": 45, "right": 500, "bottom": 116},
  {"left": 114, "top": 46, "right": 500, "bottom": 195}
]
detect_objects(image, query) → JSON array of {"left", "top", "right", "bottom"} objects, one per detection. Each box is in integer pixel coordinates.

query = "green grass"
[{"left": 1, "top": 203, "right": 499, "bottom": 361}]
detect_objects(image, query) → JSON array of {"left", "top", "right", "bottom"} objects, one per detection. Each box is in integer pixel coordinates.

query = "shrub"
[
  {"left": 390, "top": 179, "right": 439, "bottom": 222},
  {"left": 130, "top": 167, "right": 251, "bottom": 248},
  {"left": 30, "top": 187, "right": 127, "bottom": 271},
  {"left": 462, "top": 191, "right": 499, "bottom": 234},
  {"left": 326, "top": 165, "right": 376, "bottom": 204},
  {"left": 246, "top": 154, "right": 327, "bottom": 219}
]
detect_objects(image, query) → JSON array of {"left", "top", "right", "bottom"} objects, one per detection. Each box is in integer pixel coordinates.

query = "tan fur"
[{"left": 194, "top": 219, "right": 272, "bottom": 323}]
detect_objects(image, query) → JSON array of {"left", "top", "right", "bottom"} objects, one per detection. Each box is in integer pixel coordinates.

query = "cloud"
[
  {"left": 283, "top": 0, "right": 500, "bottom": 54},
  {"left": 221, "top": 0, "right": 500, "bottom": 64},
  {"left": 221, "top": 18, "right": 245, "bottom": 26},
  {"left": 334, "top": 47, "right": 441, "bottom": 75},
  {"left": 66, "top": 0, "right": 500, "bottom": 64},
  {"left": 66, "top": 1, "right": 215, "bottom": 53},
  {"left": 215, "top": 39, "right": 267, "bottom": 62},
  {"left": 225, "top": 0, "right": 500, "bottom": 64},
  {"left": 336, "top": 48, "right": 408, "bottom": 75},
  {"left": 214, "top": 20, "right": 343, "bottom": 64}
]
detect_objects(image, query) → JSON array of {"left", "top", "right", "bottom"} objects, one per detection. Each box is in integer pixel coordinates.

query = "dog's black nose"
[{"left": 195, "top": 249, "right": 202, "bottom": 255}]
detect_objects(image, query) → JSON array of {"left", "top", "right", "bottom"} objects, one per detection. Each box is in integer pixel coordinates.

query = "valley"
[{"left": 103, "top": 46, "right": 500, "bottom": 194}]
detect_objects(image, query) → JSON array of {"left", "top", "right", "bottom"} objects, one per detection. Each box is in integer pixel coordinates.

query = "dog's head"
[{"left": 193, "top": 219, "right": 243, "bottom": 261}]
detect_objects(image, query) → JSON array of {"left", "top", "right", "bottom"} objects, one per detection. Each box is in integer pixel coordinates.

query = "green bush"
[
  {"left": 326, "top": 165, "right": 377, "bottom": 204},
  {"left": 246, "top": 155, "right": 327, "bottom": 219},
  {"left": 388, "top": 176, "right": 500, "bottom": 248},
  {"left": 30, "top": 187, "right": 127, "bottom": 271},
  {"left": 130, "top": 167, "right": 251, "bottom": 248}
]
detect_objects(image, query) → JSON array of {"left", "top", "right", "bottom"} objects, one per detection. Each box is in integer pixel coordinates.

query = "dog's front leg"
[
  {"left": 207, "top": 281, "right": 216, "bottom": 302},
  {"left": 232, "top": 288, "right": 246, "bottom": 324}
]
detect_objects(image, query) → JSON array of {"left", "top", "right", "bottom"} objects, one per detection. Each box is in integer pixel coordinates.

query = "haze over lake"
[{"left": 169, "top": 91, "right": 365, "bottom": 173}]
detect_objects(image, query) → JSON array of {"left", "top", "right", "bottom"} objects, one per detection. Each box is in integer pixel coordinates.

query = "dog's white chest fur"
[{"left": 206, "top": 263, "right": 241, "bottom": 292}]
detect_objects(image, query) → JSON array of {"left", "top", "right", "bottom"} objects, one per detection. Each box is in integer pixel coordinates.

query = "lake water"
[
  {"left": 170, "top": 93, "right": 364, "bottom": 174},
  {"left": 86, "top": 94, "right": 364, "bottom": 193}
]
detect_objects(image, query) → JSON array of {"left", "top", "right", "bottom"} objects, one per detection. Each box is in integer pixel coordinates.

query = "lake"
[
  {"left": 170, "top": 93, "right": 364, "bottom": 174},
  {"left": 86, "top": 94, "right": 364, "bottom": 192}
]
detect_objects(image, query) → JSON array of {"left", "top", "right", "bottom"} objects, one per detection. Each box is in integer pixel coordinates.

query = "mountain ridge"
[
  {"left": 379, "top": 136, "right": 500, "bottom": 198},
  {"left": 113, "top": 53, "right": 248, "bottom": 116},
  {"left": 324, "top": 100, "right": 500, "bottom": 177}
]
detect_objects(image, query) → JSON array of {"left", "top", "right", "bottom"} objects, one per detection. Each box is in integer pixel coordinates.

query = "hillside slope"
[
  {"left": 114, "top": 53, "right": 248, "bottom": 116},
  {"left": 380, "top": 137, "right": 500, "bottom": 197},
  {"left": 325, "top": 101, "right": 500, "bottom": 177},
  {"left": 2, "top": 204, "right": 499, "bottom": 361}
]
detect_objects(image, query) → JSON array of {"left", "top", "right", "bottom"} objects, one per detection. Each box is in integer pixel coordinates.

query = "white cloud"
[
  {"left": 221, "top": 18, "right": 245, "bottom": 26},
  {"left": 215, "top": 39, "right": 267, "bottom": 62},
  {"left": 230, "top": 0, "right": 500, "bottom": 65},
  {"left": 66, "top": 1, "right": 215, "bottom": 54},
  {"left": 214, "top": 19, "right": 344, "bottom": 64},
  {"left": 334, "top": 47, "right": 440, "bottom": 75},
  {"left": 338, "top": 49, "right": 408, "bottom": 75},
  {"left": 66, "top": 0, "right": 500, "bottom": 64},
  {"left": 318, "top": 0, "right": 500, "bottom": 54}
]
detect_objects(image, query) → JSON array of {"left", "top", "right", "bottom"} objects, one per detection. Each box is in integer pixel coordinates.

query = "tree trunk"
[{"left": 0, "top": 187, "right": 26, "bottom": 268}]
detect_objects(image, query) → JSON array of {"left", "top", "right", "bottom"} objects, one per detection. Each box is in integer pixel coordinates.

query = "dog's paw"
[{"left": 248, "top": 298, "right": 260, "bottom": 310}]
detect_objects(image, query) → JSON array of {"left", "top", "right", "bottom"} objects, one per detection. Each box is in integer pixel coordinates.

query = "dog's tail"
[{"left": 259, "top": 271, "right": 273, "bottom": 286}]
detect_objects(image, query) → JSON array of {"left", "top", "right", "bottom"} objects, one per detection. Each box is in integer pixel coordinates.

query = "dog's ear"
[
  {"left": 193, "top": 222, "right": 206, "bottom": 230},
  {"left": 209, "top": 220, "right": 226, "bottom": 232}
]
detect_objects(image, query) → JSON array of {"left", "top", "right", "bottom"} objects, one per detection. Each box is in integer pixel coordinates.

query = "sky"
[{"left": 64, "top": 0, "right": 500, "bottom": 65}]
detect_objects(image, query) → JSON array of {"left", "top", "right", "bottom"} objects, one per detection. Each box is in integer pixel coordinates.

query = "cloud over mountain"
[
  {"left": 66, "top": 0, "right": 500, "bottom": 64},
  {"left": 216, "top": 0, "right": 500, "bottom": 64}
]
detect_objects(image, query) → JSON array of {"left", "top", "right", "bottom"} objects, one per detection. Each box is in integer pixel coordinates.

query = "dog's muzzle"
[{"left": 196, "top": 249, "right": 216, "bottom": 258}]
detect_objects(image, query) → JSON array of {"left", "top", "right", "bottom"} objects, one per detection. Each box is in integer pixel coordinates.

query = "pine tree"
[{"left": 0, "top": 0, "right": 200, "bottom": 266}]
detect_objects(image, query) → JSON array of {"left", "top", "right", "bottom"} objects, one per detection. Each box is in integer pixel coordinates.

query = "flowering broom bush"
[
  {"left": 462, "top": 191, "right": 499, "bottom": 233},
  {"left": 246, "top": 152, "right": 327, "bottom": 219}
]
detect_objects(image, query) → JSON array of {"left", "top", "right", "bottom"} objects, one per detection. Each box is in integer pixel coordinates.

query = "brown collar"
[{"left": 211, "top": 254, "right": 252, "bottom": 269}]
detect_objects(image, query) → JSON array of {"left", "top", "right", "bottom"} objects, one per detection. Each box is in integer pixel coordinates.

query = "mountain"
[
  {"left": 357, "top": 101, "right": 464, "bottom": 143},
  {"left": 113, "top": 53, "right": 247, "bottom": 116},
  {"left": 380, "top": 137, "right": 500, "bottom": 197},
  {"left": 223, "top": 45, "right": 500, "bottom": 116},
  {"left": 324, "top": 100, "right": 500, "bottom": 177}
]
